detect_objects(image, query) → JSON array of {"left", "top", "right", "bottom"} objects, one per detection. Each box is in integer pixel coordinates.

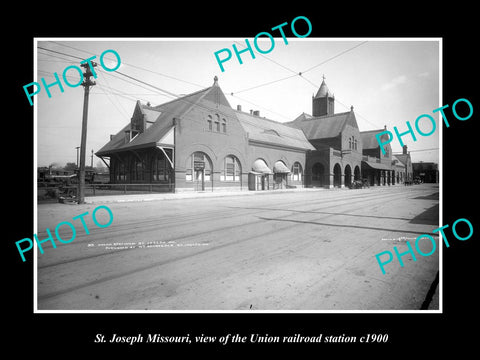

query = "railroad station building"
[
  {"left": 97, "top": 76, "right": 412, "bottom": 192},
  {"left": 285, "top": 78, "right": 401, "bottom": 188},
  {"left": 96, "top": 76, "right": 314, "bottom": 193}
]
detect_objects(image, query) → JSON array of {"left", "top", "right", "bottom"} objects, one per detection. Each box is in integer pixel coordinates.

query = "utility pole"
[{"left": 77, "top": 61, "right": 97, "bottom": 204}]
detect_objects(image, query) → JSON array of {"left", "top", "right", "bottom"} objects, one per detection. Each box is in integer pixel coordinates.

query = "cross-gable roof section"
[
  {"left": 394, "top": 153, "right": 410, "bottom": 166},
  {"left": 235, "top": 110, "right": 315, "bottom": 151},
  {"left": 360, "top": 129, "right": 387, "bottom": 150},
  {"left": 96, "top": 79, "right": 236, "bottom": 157},
  {"left": 286, "top": 110, "right": 358, "bottom": 140}
]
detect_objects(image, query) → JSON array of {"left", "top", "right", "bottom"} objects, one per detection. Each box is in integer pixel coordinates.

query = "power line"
[
  {"left": 233, "top": 41, "right": 299, "bottom": 76},
  {"left": 226, "top": 40, "right": 380, "bottom": 127},
  {"left": 229, "top": 41, "right": 369, "bottom": 96},
  {"left": 48, "top": 41, "right": 205, "bottom": 89},
  {"left": 232, "top": 73, "right": 298, "bottom": 95},
  {"left": 37, "top": 46, "right": 86, "bottom": 61},
  {"left": 36, "top": 43, "right": 379, "bottom": 137},
  {"left": 302, "top": 41, "right": 368, "bottom": 74},
  {"left": 228, "top": 93, "right": 294, "bottom": 122},
  {"left": 404, "top": 148, "right": 439, "bottom": 153}
]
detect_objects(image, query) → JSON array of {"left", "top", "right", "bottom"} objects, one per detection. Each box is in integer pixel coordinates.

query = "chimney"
[
  {"left": 237, "top": 104, "right": 242, "bottom": 111},
  {"left": 253, "top": 110, "right": 260, "bottom": 116},
  {"left": 250, "top": 109, "right": 253, "bottom": 115},
  {"left": 403, "top": 145, "right": 408, "bottom": 155},
  {"left": 110, "top": 134, "right": 114, "bottom": 140}
]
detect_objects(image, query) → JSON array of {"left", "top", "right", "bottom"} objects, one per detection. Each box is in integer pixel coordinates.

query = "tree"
[{"left": 64, "top": 162, "right": 78, "bottom": 172}]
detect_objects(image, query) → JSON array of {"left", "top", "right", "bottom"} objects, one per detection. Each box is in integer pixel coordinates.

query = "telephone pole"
[{"left": 77, "top": 61, "right": 97, "bottom": 204}]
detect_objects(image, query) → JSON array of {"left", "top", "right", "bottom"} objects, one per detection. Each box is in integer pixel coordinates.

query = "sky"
[{"left": 34, "top": 38, "right": 440, "bottom": 168}]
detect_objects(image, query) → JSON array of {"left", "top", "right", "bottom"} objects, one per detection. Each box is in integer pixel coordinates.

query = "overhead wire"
[
  {"left": 226, "top": 40, "right": 379, "bottom": 127},
  {"left": 36, "top": 42, "right": 379, "bottom": 143},
  {"left": 49, "top": 41, "right": 206, "bottom": 89}
]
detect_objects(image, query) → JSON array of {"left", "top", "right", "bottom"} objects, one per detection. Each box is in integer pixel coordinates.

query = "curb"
[{"left": 83, "top": 187, "right": 330, "bottom": 204}]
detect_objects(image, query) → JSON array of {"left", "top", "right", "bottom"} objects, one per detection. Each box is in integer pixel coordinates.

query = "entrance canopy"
[
  {"left": 273, "top": 161, "right": 291, "bottom": 174},
  {"left": 252, "top": 159, "right": 273, "bottom": 174},
  {"left": 362, "top": 160, "right": 392, "bottom": 171}
]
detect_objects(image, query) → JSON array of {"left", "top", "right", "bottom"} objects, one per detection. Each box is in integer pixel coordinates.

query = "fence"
[{"left": 37, "top": 183, "right": 174, "bottom": 202}]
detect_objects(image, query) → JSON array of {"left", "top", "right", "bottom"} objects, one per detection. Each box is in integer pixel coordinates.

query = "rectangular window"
[
  {"left": 226, "top": 162, "right": 234, "bottom": 181},
  {"left": 153, "top": 157, "right": 167, "bottom": 182}
]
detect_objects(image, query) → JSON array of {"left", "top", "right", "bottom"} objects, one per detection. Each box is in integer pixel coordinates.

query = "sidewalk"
[
  {"left": 82, "top": 183, "right": 417, "bottom": 204},
  {"left": 84, "top": 187, "right": 328, "bottom": 204}
]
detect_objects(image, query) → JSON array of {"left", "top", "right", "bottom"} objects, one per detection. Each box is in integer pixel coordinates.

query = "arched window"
[
  {"left": 207, "top": 115, "right": 213, "bottom": 131},
  {"left": 222, "top": 118, "right": 227, "bottom": 133},
  {"left": 215, "top": 114, "right": 220, "bottom": 132},
  {"left": 221, "top": 155, "right": 241, "bottom": 182},
  {"left": 349, "top": 137, "right": 352, "bottom": 149},
  {"left": 291, "top": 162, "right": 303, "bottom": 181},
  {"left": 354, "top": 139, "right": 357, "bottom": 150}
]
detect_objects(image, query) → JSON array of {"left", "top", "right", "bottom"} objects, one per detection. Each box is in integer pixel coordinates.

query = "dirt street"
[{"left": 36, "top": 184, "right": 440, "bottom": 311}]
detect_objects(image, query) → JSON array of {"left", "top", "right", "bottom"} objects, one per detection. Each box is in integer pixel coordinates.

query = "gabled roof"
[
  {"left": 360, "top": 129, "right": 387, "bottom": 150},
  {"left": 394, "top": 153, "right": 410, "bottom": 166},
  {"left": 96, "top": 79, "right": 232, "bottom": 156},
  {"left": 392, "top": 155, "right": 406, "bottom": 167},
  {"left": 235, "top": 110, "right": 315, "bottom": 151},
  {"left": 96, "top": 78, "right": 314, "bottom": 157},
  {"left": 285, "top": 110, "right": 358, "bottom": 140}
]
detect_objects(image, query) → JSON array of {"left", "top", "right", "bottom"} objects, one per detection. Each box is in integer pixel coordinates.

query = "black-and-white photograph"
[{"left": 33, "top": 38, "right": 441, "bottom": 312}]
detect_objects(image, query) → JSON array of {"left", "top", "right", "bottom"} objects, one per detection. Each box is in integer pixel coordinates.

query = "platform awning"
[
  {"left": 362, "top": 161, "right": 392, "bottom": 171},
  {"left": 252, "top": 159, "right": 273, "bottom": 174},
  {"left": 273, "top": 161, "right": 291, "bottom": 174}
]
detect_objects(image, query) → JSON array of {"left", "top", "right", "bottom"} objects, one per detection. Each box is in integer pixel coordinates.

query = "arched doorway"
[
  {"left": 354, "top": 165, "right": 361, "bottom": 181},
  {"left": 344, "top": 164, "right": 352, "bottom": 188},
  {"left": 186, "top": 152, "right": 213, "bottom": 191},
  {"left": 273, "top": 160, "right": 290, "bottom": 189},
  {"left": 311, "top": 162, "right": 325, "bottom": 187},
  {"left": 333, "top": 163, "right": 342, "bottom": 187}
]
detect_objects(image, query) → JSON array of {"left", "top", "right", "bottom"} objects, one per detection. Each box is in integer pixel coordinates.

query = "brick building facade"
[
  {"left": 96, "top": 77, "right": 314, "bottom": 193},
  {"left": 97, "top": 76, "right": 415, "bottom": 192}
]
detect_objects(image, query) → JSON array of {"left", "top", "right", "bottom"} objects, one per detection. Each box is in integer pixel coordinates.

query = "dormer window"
[{"left": 124, "top": 130, "right": 139, "bottom": 143}]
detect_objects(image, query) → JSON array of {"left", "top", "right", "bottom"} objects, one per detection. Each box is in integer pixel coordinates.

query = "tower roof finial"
[{"left": 314, "top": 75, "right": 332, "bottom": 99}]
